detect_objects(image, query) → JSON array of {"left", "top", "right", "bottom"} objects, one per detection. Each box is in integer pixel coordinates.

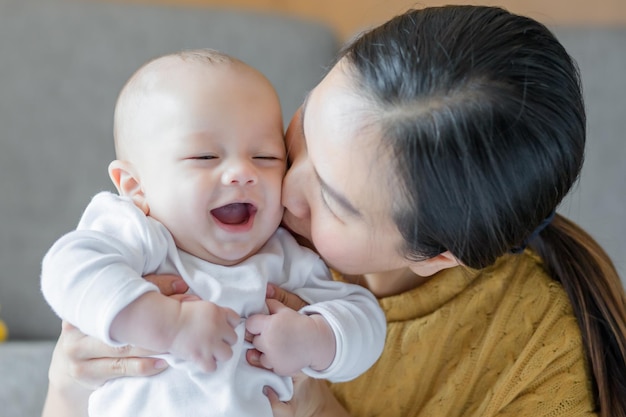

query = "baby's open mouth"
[{"left": 211, "top": 203, "right": 256, "bottom": 225}]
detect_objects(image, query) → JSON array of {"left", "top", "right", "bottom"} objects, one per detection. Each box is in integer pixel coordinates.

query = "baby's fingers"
[
  {"left": 217, "top": 308, "right": 240, "bottom": 347},
  {"left": 225, "top": 307, "right": 241, "bottom": 329},
  {"left": 245, "top": 313, "right": 268, "bottom": 336},
  {"left": 212, "top": 340, "right": 234, "bottom": 364}
]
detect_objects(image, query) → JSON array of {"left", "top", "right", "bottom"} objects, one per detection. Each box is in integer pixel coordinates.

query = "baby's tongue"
[{"left": 211, "top": 203, "right": 249, "bottom": 225}]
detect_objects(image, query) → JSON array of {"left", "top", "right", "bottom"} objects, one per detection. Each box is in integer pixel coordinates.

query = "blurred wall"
[{"left": 118, "top": 0, "right": 626, "bottom": 39}]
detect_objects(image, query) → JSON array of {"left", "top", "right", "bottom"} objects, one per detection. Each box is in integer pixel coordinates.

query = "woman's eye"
[
  {"left": 320, "top": 188, "right": 341, "bottom": 221},
  {"left": 254, "top": 155, "right": 279, "bottom": 160},
  {"left": 194, "top": 155, "right": 217, "bottom": 160}
]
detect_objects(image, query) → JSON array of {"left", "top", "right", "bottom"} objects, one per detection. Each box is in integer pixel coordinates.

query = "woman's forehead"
[
  {"left": 305, "top": 63, "right": 375, "bottom": 145},
  {"left": 304, "top": 65, "right": 397, "bottom": 221}
]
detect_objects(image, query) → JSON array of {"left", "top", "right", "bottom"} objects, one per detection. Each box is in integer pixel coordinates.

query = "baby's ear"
[{"left": 108, "top": 160, "right": 149, "bottom": 215}]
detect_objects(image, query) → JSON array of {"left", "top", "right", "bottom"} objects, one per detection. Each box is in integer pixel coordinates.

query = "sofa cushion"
[
  {"left": 0, "top": 0, "right": 338, "bottom": 340},
  {"left": 0, "top": 341, "right": 55, "bottom": 416}
]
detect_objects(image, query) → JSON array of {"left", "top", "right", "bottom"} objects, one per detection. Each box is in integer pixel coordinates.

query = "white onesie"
[{"left": 41, "top": 192, "right": 386, "bottom": 417}]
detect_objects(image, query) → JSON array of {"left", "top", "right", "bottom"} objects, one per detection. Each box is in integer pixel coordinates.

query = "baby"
[{"left": 41, "top": 49, "right": 385, "bottom": 417}]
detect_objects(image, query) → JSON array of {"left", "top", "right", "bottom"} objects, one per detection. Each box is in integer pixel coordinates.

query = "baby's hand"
[
  {"left": 245, "top": 299, "right": 335, "bottom": 376},
  {"left": 169, "top": 301, "right": 240, "bottom": 372}
]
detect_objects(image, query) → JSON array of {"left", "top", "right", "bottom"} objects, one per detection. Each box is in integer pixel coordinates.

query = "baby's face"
[{"left": 132, "top": 60, "right": 286, "bottom": 265}]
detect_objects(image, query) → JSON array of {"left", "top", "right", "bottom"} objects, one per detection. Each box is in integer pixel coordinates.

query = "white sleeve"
[
  {"left": 276, "top": 229, "right": 386, "bottom": 383},
  {"left": 40, "top": 192, "right": 169, "bottom": 345}
]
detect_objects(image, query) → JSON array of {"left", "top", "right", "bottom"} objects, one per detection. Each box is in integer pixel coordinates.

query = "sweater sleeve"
[
  {"left": 275, "top": 229, "right": 386, "bottom": 383},
  {"left": 40, "top": 192, "right": 169, "bottom": 345}
]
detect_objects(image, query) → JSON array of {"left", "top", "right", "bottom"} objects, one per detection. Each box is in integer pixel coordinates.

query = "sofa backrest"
[
  {"left": 0, "top": 0, "right": 338, "bottom": 340},
  {"left": 553, "top": 27, "right": 626, "bottom": 281}
]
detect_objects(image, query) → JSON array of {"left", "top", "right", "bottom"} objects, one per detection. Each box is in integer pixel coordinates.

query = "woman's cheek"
[{"left": 312, "top": 225, "right": 354, "bottom": 272}]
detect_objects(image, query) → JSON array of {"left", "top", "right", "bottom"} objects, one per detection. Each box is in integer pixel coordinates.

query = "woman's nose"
[
  {"left": 221, "top": 161, "right": 258, "bottom": 186},
  {"left": 282, "top": 163, "right": 308, "bottom": 218}
]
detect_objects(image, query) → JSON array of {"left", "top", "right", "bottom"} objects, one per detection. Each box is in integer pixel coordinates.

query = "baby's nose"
[{"left": 221, "top": 162, "right": 258, "bottom": 186}]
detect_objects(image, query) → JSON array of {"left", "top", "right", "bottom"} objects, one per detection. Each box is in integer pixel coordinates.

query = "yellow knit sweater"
[{"left": 330, "top": 250, "right": 596, "bottom": 416}]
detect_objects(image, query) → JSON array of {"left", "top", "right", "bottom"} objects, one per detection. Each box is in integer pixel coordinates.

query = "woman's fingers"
[
  {"left": 69, "top": 356, "right": 168, "bottom": 389},
  {"left": 263, "top": 374, "right": 318, "bottom": 417},
  {"left": 62, "top": 322, "right": 156, "bottom": 359},
  {"left": 264, "top": 386, "right": 295, "bottom": 417},
  {"left": 143, "top": 274, "right": 188, "bottom": 296},
  {"left": 266, "top": 284, "right": 308, "bottom": 311},
  {"left": 58, "top": 321, "right": 168, "bottom": 390},
  {"left": 246, "top": 347, "right": 263, "bottom": 369}
]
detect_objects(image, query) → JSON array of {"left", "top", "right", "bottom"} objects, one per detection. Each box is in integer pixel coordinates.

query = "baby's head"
[{"left": 109, "top": 49, "right": 286, "bottom": 265}]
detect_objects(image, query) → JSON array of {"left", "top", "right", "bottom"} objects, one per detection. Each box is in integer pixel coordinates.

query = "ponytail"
[{"left": 531, "top": 214, "right": 626, "bottom": 417}]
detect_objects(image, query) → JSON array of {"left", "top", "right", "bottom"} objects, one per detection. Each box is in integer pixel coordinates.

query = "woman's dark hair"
[{"left": 340, "top": 5, "right": 626, "bottom": 416}]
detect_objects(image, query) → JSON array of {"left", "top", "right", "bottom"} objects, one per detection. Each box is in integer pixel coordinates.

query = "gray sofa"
[{"left": 0, "top": 1, "right": 624, "bottom": 416}]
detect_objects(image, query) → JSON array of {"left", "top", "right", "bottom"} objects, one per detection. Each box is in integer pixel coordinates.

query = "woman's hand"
[
  {"left": 263, "top": 373, "right": 351, "bottom": 417},
  {"left": 41, "top": 274, "right": 189, "bottom": 417},
  {"left": 55, "top": 321, "right": 169, "bottom": 390},
  {"left": 265, "top": 283, "right": 309, "bottom": 310}
]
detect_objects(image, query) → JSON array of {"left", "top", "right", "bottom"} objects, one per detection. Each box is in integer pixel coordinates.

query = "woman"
[{"left": 43, "top": 5, "right": 626, "bottom": 417}]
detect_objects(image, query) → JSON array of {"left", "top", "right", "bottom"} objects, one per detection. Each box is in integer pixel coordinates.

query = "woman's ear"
[
  {"left": 108, "top": 160, "right": 149, "bottom": 215},
  {"left": 409, "top": 251, "right": 460, "bottom": 277}
]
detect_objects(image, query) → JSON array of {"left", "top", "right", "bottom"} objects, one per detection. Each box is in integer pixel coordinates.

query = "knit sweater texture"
[{"left": 330, "top": 250, "right": 596, "bottom": 416}]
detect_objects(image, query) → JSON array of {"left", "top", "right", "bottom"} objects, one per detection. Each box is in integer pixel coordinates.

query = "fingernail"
[
  {"left": 154, "top": 359, "right": 168, "bottom": 370},
  {"left": 266, "top": 284, "right": 275, "bottom": 297},
  {"left": 171, "top": 280, "right": 186, "bottom": 293}
]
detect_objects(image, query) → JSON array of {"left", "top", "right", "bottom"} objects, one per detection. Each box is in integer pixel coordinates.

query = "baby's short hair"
[
  {"left": 113, "top": 48, "right": 238, "bottom": 158},
  {"left": 173, "top": 48, "right": 236, "bottom": 65}
]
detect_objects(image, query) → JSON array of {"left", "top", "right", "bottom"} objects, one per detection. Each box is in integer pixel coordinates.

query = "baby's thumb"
[{"left": 245, "top": 313, "right": 266, "bottom": 335}]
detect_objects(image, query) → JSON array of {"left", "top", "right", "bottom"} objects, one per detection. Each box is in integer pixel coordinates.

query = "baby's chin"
[
  {"left": 174, "top": 240, "right": 247, "bottom": 266},
  {"left": 199, "top": 249, "right": 253, "bottom": 266}
]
